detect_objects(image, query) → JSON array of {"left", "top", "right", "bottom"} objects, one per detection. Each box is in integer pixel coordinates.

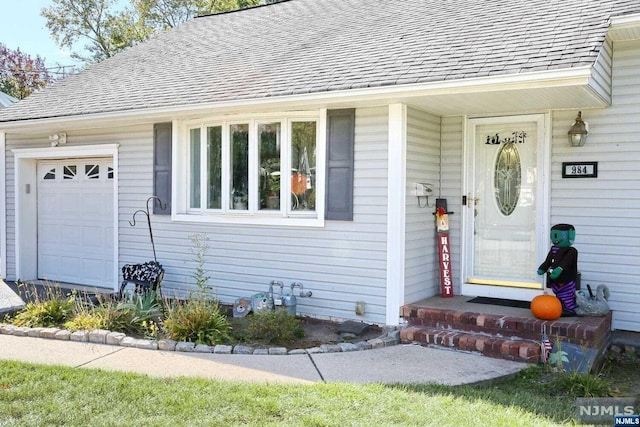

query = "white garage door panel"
[{"left": 37, "top": 159, "right": 114, "bottom": 286}]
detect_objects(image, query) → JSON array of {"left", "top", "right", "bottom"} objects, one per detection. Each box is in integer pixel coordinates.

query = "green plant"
[
  {"left": 547, "top": 371, "right": 612, "bottom": 397},
  {"left": 11, "top": 283, "right": 75, "bottom": 327},
  {"left": 79, "top": 291, "right": 163, "bottom": 336},
  {"left": 64, "top": 311, "right": 106, "bottom": 331},
  {"left": 235, "top": 310, "right": 304, "bottom": 346},
  {"left": 189, "top": 232, "right": 213, "bottom": 297},
  {"left": 163, "top": 298, "right": 231, "bottom": 345}
]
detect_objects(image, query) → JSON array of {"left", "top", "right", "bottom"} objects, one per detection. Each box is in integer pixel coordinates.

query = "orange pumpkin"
[{"left": 530, "top": 294, "right": 563, "bottom": 320}]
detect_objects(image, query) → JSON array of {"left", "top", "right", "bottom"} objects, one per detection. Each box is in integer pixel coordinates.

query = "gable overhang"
[
  {"left": 0, "top": 66, "right": 607, "bottom": 133},
  {"left": 608, "top": 12, "right": 640, "bottom": 42}
]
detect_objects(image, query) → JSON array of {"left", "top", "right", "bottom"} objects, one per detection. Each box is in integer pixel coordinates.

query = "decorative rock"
[
  {"left": 119, "top": 337, "right": 137, "bottom": 347},
  {"left": 54, "top": 330, "right": 71, "bottom": 341},
  {"left": 0, "top": 324, "right": 14, "bottom": 334},
  {"left": 70, "top": 331, "right": 89, "bottom": 342},
  {"left": 338, "top": 342, "right": 359, "bottom": 352},
  {"left": 133, "top": 339, "right": 158, "bottom": 350},
  {"left": 233, "top": 345, "right": 254, "bottom": 355},
  {"left": 194, "top": 344, "right": 214, "bottom": 353},
  {"left": 268, "top": 347, "right": 288, "bottom": 355},
  {"left": 12, "top": 327, "right": 29, "bottom": 336},
  {"left": 340, "top": 332, "right": 357, "bottom": 340},
  {"left": 88, "top": 329, "right": 110, "bottom": 344},
  {"left": 337, "top": 320, "right": 370, "bottom": 336},
  {"left": 40, "top": 328, "right": 60, "bottom": 339},
  {"left": 106, "top": 332, "right": 126, "bottom": 345},
  {"left": 28, "top": 327, "right": 44, "bottom": 337},
  {"left": 213, "top": 345, "right": 233, "bottom": 354},
  {"left": 320, "top": 344, "right": 342, "bottom": 353},
  {"left": 0, "top": 319, "right": 400, "bottom": 356},
  {"left": 158, "top": 340, "right": 177, "bottom": 351},
  {"left": 368, "top": 338, "right": 384, "bottom": 348},
  {"left": 175, "top": 342, "right": 196, "bottom": 352},
  {"left": 386, "top": 330, "right": 401, "bottom": 341},
  {"left": 355, "top": 341, "right": 373, "bottom": 351},
  {"left": 382, "top": 336, "right": 399, "bottom": 347}
]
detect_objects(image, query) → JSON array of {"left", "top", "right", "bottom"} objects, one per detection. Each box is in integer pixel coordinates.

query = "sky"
[{"left": 0, "top": 0, "right": 80, "bottom": 70}]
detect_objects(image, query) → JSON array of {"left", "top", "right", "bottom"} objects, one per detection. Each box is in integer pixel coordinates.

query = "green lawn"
[{"left": 0, "top": 360, "right": 578, "bottom": 426}]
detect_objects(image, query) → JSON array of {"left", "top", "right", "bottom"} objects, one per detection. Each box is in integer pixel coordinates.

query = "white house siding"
[
  {"left": 548, "top": 40, "right": 640, "bottom": 332},
  {"left": 439, "top": 116, "right": 464, "bottom": 295},
  {"left": 4, "top": 108, "right": 391, "bottom": 324},
  {"left": 590, "top": 37, "right": 614, "bottom": 104},
  {"left": 403, "top": 107, "right": 441, "bottom": 303},
  {"left": 130, "top": 106, "right": 392, "bottom": 324}
]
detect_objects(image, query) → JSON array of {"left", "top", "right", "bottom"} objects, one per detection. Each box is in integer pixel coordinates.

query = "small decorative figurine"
[
  {"left": 537, "top": 224, "right": 578, "bottom": 315},
  {"left": 576, "top": 284, "right": 610, "bottom": 317}
]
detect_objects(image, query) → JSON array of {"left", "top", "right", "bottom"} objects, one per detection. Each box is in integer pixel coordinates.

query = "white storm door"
[
  {"left": 463, "top": 115, "right": 547, "bottom": 297},
  {"left": 37, "top": 159, "right": 114, "bottom": 286}
]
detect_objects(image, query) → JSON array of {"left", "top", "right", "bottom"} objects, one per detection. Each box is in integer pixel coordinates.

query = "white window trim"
[{"left": 172, "top": 111, "right": 326, "bottom": 227}]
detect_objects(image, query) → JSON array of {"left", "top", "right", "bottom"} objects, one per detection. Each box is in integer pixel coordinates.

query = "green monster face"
[{"left": 550, "top": 224, "right": 575, "bottom": 248}]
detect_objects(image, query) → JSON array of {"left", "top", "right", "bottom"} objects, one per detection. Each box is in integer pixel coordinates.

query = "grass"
[{"left": 0, "top": 362, "right": 580, "bottom": 427}]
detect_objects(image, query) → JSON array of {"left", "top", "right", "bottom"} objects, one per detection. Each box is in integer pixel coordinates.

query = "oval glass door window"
[{"left": 494, "top": 142, "right": 521, "bottom": 216}]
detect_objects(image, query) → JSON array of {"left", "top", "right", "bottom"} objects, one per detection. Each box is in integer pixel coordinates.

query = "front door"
[{"left": 462, "top": 115, "right": 547, "bottom": 299}]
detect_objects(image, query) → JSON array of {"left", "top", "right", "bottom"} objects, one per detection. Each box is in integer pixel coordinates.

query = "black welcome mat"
[{"left": 468, "top": 296, "right": 530, "bottom": 309}]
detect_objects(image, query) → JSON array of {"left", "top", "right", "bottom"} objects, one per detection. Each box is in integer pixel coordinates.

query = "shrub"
[
  {"left": 99, "top": 291, "right": 163, "bottom": 336},
  {"left": 64, "top": 311, "right": 106, "bottom": 331},
  {"left": 235, "top": 310, "right": 304, "bottom": 346},
  {"left": 163, "top": 299, "right": 231, "bottom": 345},
  {"left": 11, "top": 285, "right": 75, "bottom": 327}
]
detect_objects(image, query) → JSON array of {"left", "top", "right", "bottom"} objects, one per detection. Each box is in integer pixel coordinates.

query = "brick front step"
[
  {"left": 401, "top": 305, "right": 611, "bottom": 350},
  {"left": 400, "top": 301, "right": 612, "bottom": 365},
  {"left": 400, "top": 326, "right": 541, "bottom": 363}
]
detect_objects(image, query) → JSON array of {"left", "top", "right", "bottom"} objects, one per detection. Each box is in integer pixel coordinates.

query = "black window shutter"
[
  {"left": 325, "top": 109, "right": 355, "bottom": 221},
  {"left": 153, "top": 122, "right": 172, "bottom": 214}
]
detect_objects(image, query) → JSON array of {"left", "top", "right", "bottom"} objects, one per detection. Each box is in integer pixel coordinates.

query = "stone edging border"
[{"left": 0, "top": 324, "right": 401, "bottom": 355}]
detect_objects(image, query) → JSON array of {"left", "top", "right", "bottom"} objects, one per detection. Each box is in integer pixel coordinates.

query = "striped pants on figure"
[{"left": 551, "top": 280, "right": 577, "bottom": 313}]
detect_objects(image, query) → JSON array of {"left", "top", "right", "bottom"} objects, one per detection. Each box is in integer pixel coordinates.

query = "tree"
[
  {"left": 0, "top": 43, "right": 54, "bottom": 100},
  {"left": 41, "top": 0, "right": 139, "bottom": 64},
  {"left": 41, "top": 0, "right": 274, "bottom": 65}
]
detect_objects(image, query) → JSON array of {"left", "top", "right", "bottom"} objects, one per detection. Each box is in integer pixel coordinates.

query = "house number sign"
[{"left": 562, "top": 162, "right": 598, "bottom": 178}]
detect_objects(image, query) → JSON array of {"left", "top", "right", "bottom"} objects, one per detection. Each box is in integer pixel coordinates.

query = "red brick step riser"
[
  {"left": 401, "top": 306, "right": 611, "bottom": 349},
  {"left": 400, "top": 325, "right": 541, "bottom": 363}
]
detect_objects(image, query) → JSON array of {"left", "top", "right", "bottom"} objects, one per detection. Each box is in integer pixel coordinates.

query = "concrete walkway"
[
  {"left": 0, "top": 279, "right": 24, "bottom": 313},
  {"left": 0, "top": 334, "right": 528, "bottom": 385},
  {"left": 0, "top": 279, "right": 529, "bottom": 385}
]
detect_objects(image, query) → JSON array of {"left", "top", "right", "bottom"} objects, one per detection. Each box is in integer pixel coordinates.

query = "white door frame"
[
  {"left": 460, "top": 114, "right": 550, "bottom": 300},
  {"left": 12, "top": 144, "right": 119, "bottom": 290}
]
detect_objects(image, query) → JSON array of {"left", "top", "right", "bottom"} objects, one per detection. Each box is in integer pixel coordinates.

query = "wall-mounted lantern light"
[{"left": 568, "top": 112, "right": 588, "bottom": 147}]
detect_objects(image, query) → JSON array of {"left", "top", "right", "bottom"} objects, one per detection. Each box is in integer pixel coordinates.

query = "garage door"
[{"left": 37, "top": 158, "right": 114, "bottom": 286}]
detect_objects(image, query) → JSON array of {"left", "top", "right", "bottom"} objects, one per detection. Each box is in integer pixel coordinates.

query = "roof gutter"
[
  {"left": 0, "top": 66, "right": 595, "bottom": 132},
  {"left": 608, "top": 12, "right": 640, "bottom": 41}
]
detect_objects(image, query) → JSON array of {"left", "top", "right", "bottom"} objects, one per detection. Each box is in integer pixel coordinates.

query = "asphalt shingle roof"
[
  {"left": 0, "top": 91, "right": 17, "bottom": 108},
  {"left": 1, "top": 0, "right": 639, "bottom": 123}
]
